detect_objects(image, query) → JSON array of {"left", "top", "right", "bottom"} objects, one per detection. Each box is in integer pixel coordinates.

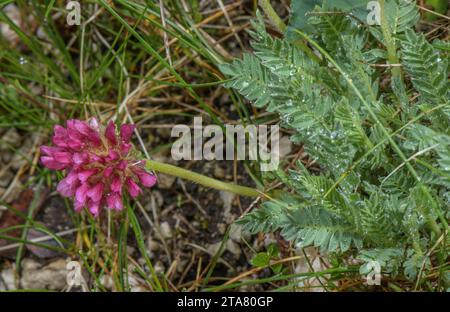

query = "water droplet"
[{"left": 330, "top": 131, "right": 338, "bottom": 139}]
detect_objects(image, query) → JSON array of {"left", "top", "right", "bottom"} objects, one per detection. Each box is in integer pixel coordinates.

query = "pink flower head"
[{"left": 40, "top": 118, "right": 157, "bottom": 216}]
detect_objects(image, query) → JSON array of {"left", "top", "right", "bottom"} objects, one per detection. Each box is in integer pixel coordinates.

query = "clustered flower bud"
[{"left": 40, "top": 118, "right": 156, "bottom": 216}]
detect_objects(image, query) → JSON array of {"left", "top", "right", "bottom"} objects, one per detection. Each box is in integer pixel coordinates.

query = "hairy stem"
[
  {"left": 146, "top": 160, "right": 261, "bottom": 197},
  {"left": 258, "top": 0, "right": 321, "bottom": 64},
  {"left": 378, "top": 0, "right": 402, "bottom": 79},
  {"left": 258, "top": 0, "right": 286, "bottom": 33}
]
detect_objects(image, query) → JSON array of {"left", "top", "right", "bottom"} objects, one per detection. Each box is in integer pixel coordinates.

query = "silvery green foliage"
[{"left": 220, "top": 1, "right": 449, "bottom": 282}]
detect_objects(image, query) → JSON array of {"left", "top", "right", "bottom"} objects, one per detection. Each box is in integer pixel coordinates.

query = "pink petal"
[
  {"left": 89, "top": 154, "right": 104, "bottom": 164},
  {"left": 86, "top": 131, "right": 101, "bottom": 146},
  {"left": 53, "top": 125, "right": 67, "bottom": 137},
  {"left": 120, "top": 124, "right": 135, "bottom": 143},
  {"left": 52, "top": 135, "right": 68, "bottom": 148},
  {"left": 56, "top": 180, "right": 73, "bottom": 197},
  {"left": 53, "top": 151, "right": 72, "bottom": 164},
  {"left": 56, "top": 172, "right": 79, "bottom": 197},
  {"left": 87, "top": 183, "right": 104, "bottom": 202},
  {"left": 106, "top": 193, "right": 123, "bottom": 211},
  {"left": 111, "top": 176, "right": 122, "bottom": 193},
  {"left": 72, "top": 120, "right": 91, "bottom": 136},
  {"left": 104, "top": 167, "right": 113, "bottom": 177},
  {"left": 40, "top": 156, "right": 66, "bottom": 170},
  {"left": 106, "top": 194, "right": 115, "bottom": 210},
  {"left": 72, "top": 152, "right": 88, "bottom": 165},
  {"left": 105, "top": 120, "right": 117, "bottom": 145},
  {"left": 75, "top": 183, "right": 89, "bottom": 204},
  {"left": 120, "top": 143, "right": 132, "bottom": 155},
  {"left": 40, "top": 146, "right": 65, "bottom": 157},
  {"left": 137, "top": 171, "right": 157, "bottom": 188},
  {"left": 106, "top": 149, "right": 119, "bottom": 161},
  {"left": 67, "top": 139, "right": 83, "bottom": 150},
  {"left": 87, "top": 200, "right": 100, "bottom": 216},
  {"left": 66, "top": 121, "right": 84, "bottom": 140},
  {"left": 52, "top": 126, "right": 68, "bottom": 147},
  {"left": 117, "top": 160, "right": 127, "bottom": 171},
  {"left": 67, "top": 120, "right": 101, "bottom": 146},
  {"left": 77, "top": 169, "right": 97, "bottom": 182},
  {"left": 126, "top": 178, "right": 141, "bottom": 198},
  {"left": 65, "top": 170, "right": 79, "bottom": 184},
  {"left": 74, "top": 200, "right": 84, "bottom": 212},
  {"left": 88, "top": 117, "right": 99, "bottom": 131}
]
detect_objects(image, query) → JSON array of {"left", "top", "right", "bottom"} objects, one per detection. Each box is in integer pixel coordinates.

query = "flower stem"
[
  {"left": 258, "top": 0, "right": 322, "bottom": 64},
  {"left": 378, "top": 0, "right": 402, "bottom": 80},
  {"left": 258, "top": 0, "right": 286, "bottom": 33},
  {"left": 146, "top": 160, "right": 261, "bottom": 198}
]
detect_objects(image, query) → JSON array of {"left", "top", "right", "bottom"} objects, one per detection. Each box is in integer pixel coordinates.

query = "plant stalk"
[
  {"left": 146, "top": 160, "right": 261, "bottom": 198},
  {"left": 258, "top": 0, "right": 286, "bottom": 33},
  {"left": 258, "top": 0, "right": 322, "bottom": 64},
  {"left": 378, "top": 0, "right": 402, "bottom": 79}
]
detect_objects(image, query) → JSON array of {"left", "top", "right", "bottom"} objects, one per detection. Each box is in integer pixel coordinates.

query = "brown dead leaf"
[{"left": 0, "top": 188, "right": 47, "bottom": 258}]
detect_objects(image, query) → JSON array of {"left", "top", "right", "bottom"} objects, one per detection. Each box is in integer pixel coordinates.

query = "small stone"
[
  {"left": 128, "top": 268, "right": 146, "bottom": 292},
  {"left": 21, "top": 258, "right": 67, "bottom": 290},
  {"left": 127, "top": 246, "right": 136, "bottom": 256},
  {"left": 147, "top": 239, "right": 160, "bottom": 252},
  {"left": 279, "top": 136, "right": 293, "bottom": 158},
  {"left": 226, "top": 240, "right": 241, "bottom": 258},
  {"left": 217, "top": 223, "right": 226, "bottom": 235},
  {"left": 263, "top": 234, "right": 277, "bottom": 247},
  {"left": 0, "top": 268, "right": 16, "bottom": 290},
  {"left": 207, "top": 242, "right": 222, "bottom": 255},
  {"left": 154, "top": 261, "right": 165, "bottom": 275},
  {"left": 1, "top": 128, "right": 21, "bottom": 149},
  {"left": 220, "top": 191, "right": 235, "bottom": 223},
  {"left": 2, "top": 152, "right": 12, "bottom": 163},
  {"left": 160, "top": 221, "right": 172, "bottom": 239},
  {"left": 26, "top": 228, "right": 62, "bottom": 259},
  {"left": 137, "top": 257, "right": 146, "bottom": 267},
  {"left": 229, "top": 223, "right": 242, "bottom": 242},
  {"left": 156, "top": 173, "right": 176, "bottom": 189},
  {"left": 0, "top": 4, "right": 21, "bottom": 47},
  {"left": 213, "top": 166, "right": 226, "bottom": 179},
  {"left": 3, "top": 181, "right": 23, "bottom": 203},
  {"left": 10, "top": 152, "right": 28, "bottom": 171},
  {"left": 130, "top": 285, "right": 147, "bottom": 292},
  {"left": 176, "top": 259, "right": 189, "bottom": 273},
  {"left": 0, "top": 170, "right": 14, "bottom": 188},
  {"left": 152, "top": 191, "right": 164, "bottom": 207},
  {"left": 144, "top": 191, "right": 164, "bottom": 212},
  {"left": 99, "top": 275, "right": 115, "bottom": 291}
]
